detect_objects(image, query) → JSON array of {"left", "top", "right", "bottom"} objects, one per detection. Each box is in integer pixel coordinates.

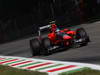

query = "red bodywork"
[{"left": 48, "top": 24, "right": 76, "bottom": 46}]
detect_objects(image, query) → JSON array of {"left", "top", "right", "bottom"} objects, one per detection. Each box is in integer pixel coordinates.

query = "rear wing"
[
  {"left": 38, "top": 25, "right": 51, "bottom": 36},
  {"left": 39, "top": 25, "right": 51, "bottom": 30},
  {"left": 39, "top": 20, "right": 56, "bottom": 30}
]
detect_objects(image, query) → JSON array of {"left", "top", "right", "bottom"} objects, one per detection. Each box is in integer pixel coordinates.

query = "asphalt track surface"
[{"left": 0, "top": 21, "right": 100, "bottom": 65}]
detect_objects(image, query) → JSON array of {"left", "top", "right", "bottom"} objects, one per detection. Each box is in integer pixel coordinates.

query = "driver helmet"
[{"left": 51, "top": 24, "right": 57, "bottom": 32}]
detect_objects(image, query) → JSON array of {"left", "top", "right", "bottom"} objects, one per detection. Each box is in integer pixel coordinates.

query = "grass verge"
[
  {"left": 0, "top": 65, "right": 100, "bottom": 75},
  {"left": 59, "top": 67, "right": 100, "bottom": 75},
  {"left": 0, "top": 65, "right": 47, "bottom": 75}
]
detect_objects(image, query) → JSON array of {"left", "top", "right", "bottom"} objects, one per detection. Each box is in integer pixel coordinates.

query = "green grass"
[
  {"left": 59, "top": 68, "right": 100, "bottom": 75},
  {"left": 0, "top": 65, "right": 100, "bottom": 75},
  {"left": 0, "top": 65, "right": 47, "bottom": 75}
]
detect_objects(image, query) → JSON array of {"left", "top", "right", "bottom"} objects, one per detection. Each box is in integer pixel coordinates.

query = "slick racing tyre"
[
  {"left": 30, "top": 38, "right": 40, "bottom": 56},
  {"left": 75, "top": 27, "right": 90, "bottom": 46},
  {"left": 42, "top": 38, "right": 52, "bottom": 55}
]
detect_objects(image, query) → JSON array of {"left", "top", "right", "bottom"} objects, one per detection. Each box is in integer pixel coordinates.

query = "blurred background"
[{"left": 0, "top": 0, "right": 100, "bottom": 43}]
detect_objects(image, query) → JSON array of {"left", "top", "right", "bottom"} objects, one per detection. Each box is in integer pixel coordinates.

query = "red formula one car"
[{"left": 30, "top": 24, "right": 90, "bottom": 56}]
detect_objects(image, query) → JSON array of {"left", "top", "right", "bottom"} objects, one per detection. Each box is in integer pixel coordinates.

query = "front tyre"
[
  {"left": 42, "top": 38, "right": 52, "bottom": 55},
  {"left": 75, "top": 27, "right": 90, "bottom": 46}
]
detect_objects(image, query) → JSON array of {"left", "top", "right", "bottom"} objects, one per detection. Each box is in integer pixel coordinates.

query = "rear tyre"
[
  {"left": 30, "top": 38, "right": 40, "bottom": 56},
  {"left": 42, "top": 38, "right": 52, "bottom": 55}
]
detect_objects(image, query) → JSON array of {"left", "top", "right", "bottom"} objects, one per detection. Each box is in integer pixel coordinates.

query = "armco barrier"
[{"left": 0, "top": 56, "right": 100, "bottom": 75}]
